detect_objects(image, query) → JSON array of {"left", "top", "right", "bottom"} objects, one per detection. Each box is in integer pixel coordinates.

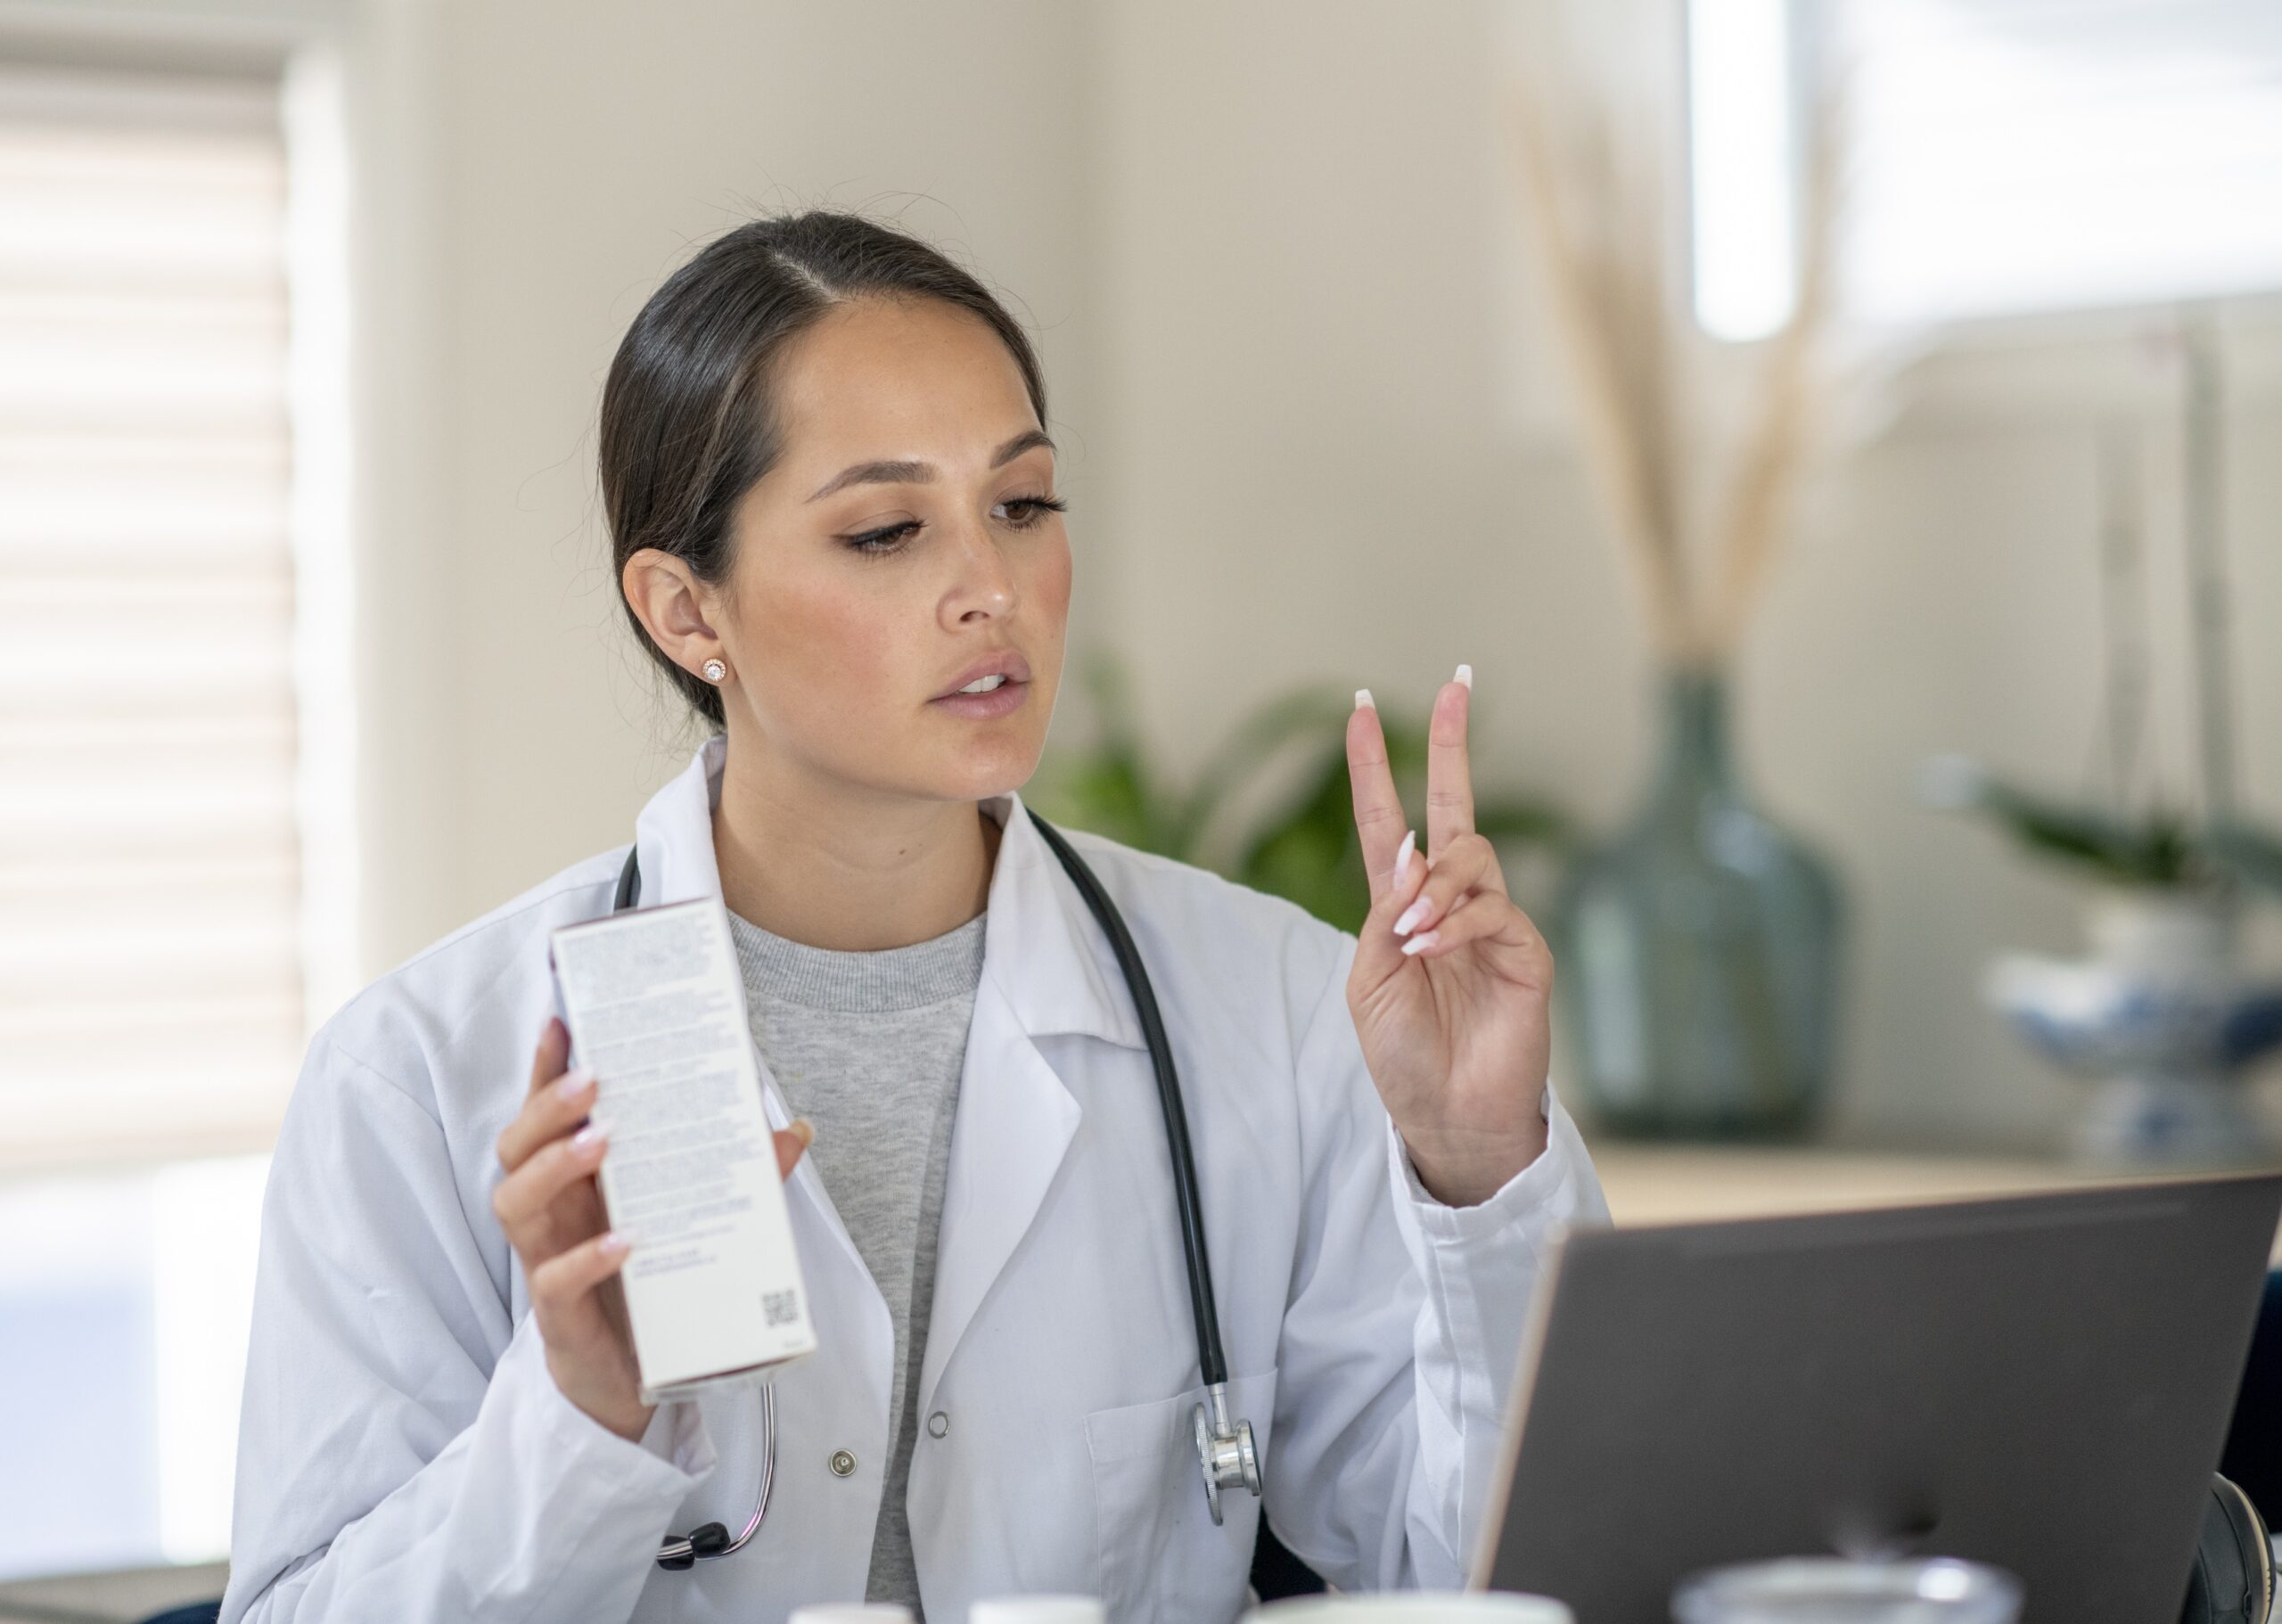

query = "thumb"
[{"left": 774, "top": 1119, "right": 815, "bottom": 1181}]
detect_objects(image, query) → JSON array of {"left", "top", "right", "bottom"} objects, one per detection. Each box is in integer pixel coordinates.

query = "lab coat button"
[
  {"left": 829, "top": 1448, "right": 858, "bottom": 1477},
  {"left": 927, "top": 1411, "right": 949, "bottom": 1439}
]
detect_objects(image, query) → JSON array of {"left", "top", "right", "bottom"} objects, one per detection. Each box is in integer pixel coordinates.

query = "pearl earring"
[{"left": 701, "top": 658, "right": 726, "bottom": 684}]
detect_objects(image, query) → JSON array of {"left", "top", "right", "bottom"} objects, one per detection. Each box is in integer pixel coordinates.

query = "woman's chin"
[{"left": 923, "top": 741, "right": 1047, "bottom": 806}]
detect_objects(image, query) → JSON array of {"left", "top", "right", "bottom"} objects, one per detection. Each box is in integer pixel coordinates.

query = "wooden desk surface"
[{"left": 1586, "top": 1141, "right": 2282, "bottom": 1259}]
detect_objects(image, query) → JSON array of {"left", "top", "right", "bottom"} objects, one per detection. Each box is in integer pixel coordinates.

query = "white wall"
[
  {"left": 376, "top": 0, "right": 2282, "bottom": 1151},
  {"left": 1076, "top": 0, "right": 2282, "bottom": 1150},
  {"left": 415, "top": 0, "right": 1099, "bottom": 936},
  {"left": 24, "top": 0, "right": 2274, "bottom": 1152}
]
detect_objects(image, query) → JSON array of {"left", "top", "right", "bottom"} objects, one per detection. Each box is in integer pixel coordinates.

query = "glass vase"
[{"left": 1554, "top": 666, "right": 1845, "bottom": 1138}]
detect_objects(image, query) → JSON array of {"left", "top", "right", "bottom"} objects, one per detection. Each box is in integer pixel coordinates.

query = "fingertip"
[
  {"left": 1431, "top": 673, "right": 1472, "bottom": 738},
  {"left": 1354, "top": 687, "right": 1375, "bottom": 711},
  {"left": 776, "top": 1119, "right": 815, "bottom": 1179}
]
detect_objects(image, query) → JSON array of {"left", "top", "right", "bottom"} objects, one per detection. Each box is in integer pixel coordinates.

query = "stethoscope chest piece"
[{"left": 1194, "top": 1380, "right": 1261, "bottom": 1526}]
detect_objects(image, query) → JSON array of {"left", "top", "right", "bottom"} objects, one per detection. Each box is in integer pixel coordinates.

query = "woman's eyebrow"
[{"left": 806, "top": 430, "right": 1056, "bottom": 503}]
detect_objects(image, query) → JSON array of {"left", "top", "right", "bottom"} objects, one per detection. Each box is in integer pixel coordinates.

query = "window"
[
  {"left": 0, "top": 58, "right": 336, "bottom": 1169},
  {"left": 0, "top": 50, "right": 348, "bottom": 1579},
  {"left": 1688, "top": 0, "right": 2282, "bottom": 338}
]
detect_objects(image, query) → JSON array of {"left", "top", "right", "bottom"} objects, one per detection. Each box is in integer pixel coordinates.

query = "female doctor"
[{"left": 219, "top": 211, "right": 1606, "bottom": 1624}]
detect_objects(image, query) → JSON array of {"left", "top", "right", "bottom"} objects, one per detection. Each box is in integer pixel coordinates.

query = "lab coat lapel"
[
  {"left": 633, "top": 738, "right": 1150, "bottom": 1410},
  {"left": 629, "top": 732, "right": 728, "bottom": 915},
  {"left": 918, "top": 790, "right": 1145, "bottom": 1414},
  {"left": 628, "top": 734, "right": 871, "bottom": 1276}
]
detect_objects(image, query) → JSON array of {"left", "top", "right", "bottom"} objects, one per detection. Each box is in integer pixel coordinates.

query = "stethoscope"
[{"left": 619, "top": 811, "right": 1262, "bottom": 1573}]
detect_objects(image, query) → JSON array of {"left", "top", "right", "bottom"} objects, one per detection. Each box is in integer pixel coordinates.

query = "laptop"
[{"left": 1471, "top": 1174, "right": 2282, "bottom": 1622}]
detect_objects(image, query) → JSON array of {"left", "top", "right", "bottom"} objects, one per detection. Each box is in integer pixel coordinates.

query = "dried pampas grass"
[{"left": 1505, "top": 21, "right": 1843, "bottom": 667}]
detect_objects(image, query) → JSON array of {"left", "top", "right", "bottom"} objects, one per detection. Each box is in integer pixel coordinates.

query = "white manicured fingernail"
[
  {"left": 572, "top": 1120, "right": 609, "bottom": 1152},
  {"left": 1400, "top": 929, "right": 1441, "bottom": 956},
  {"left": 1355, "top": 688, "right": 1375, "bottom": 710},
  {"left": 1393, "top": 895, "right": 1434, "bottom": 937},
  {"left": 1392, "top": 828, "right": 1415, "bottom": 887},
  {"left": 598, "top": 1231, "right": 630, "bottom": 1257},
  {"left": 554, "top": 1066, "right": 595, "bottom": 1103},
  {"left": 1454, "top": 663, "right": 1473, "bottom": 690}
]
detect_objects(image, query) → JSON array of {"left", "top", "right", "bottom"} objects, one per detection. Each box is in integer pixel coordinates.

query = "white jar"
[
  {"left": 969, "top": 1598, "right": 1107, "bottom": 1624},
  {"left": 1244, "top": 1595, "right": 1572, "bottom": 1624}
]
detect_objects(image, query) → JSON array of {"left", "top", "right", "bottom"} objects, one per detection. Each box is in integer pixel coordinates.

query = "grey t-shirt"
[{"left": 726, "top": 903, "right": 987, "bottom": 1617}]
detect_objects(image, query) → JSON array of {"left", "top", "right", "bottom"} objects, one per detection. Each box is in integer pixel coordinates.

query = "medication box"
[{"left": 547, "top": 896, "right": 817, "bottom": 1400}]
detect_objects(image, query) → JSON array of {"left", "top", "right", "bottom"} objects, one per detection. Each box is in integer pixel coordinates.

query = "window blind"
[{"left": 0, "top": 62, "right": 304, "bottom": 1169}]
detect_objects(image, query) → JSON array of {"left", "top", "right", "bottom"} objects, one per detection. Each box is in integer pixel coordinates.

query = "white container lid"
[
  {"left": 789, "top": 1607, "right": 916, "bottom": 1624},
  {"left": 1244, "top": 1595, "right": 1573, "bottom": 1624},
  {"left": 969, "top": 1598, "right": 1108, "bottom": 1624}
]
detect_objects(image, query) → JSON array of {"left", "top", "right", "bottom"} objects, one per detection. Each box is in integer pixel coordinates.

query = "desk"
[
  {"left": 0, "top": 1562, "right": 226, "bottom": 1624},
  {"left": 1588, "top": 1143, "right": 2282, "bottom": 1261}
]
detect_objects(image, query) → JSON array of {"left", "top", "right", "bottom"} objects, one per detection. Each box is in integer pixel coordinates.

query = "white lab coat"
[{"left": 221, "top": 732, "right": 1606, "bottom": 1624}]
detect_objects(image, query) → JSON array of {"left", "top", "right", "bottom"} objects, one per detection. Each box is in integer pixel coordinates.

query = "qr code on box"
[{"left": 763, "top": 1289, "right": 800, "bottom": 1327}]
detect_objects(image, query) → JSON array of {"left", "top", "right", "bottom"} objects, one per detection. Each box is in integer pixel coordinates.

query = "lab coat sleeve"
[
  {"left": 219, "top": 1031, "right": 719, "bottom": 1624},
  {"left": 1262, "top": 932, "right": 1608, "bottom": 1592}
]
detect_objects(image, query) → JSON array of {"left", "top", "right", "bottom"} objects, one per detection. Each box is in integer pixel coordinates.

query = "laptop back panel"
[{"left": 1476, "top": 1176, "right": 2282, "bottom": 1623}]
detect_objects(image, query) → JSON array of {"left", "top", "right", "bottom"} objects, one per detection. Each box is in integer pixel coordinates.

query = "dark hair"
[{"left": 599, "top": 211, "right": 1050, "bottom": 728}]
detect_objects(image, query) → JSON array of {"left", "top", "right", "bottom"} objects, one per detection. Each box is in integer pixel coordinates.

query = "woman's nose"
[{"left": 943, "top": 517, "right": 1019, "bottom": 623}]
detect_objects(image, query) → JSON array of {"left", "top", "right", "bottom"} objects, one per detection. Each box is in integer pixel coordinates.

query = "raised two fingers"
[{"left": 1346, "top": 668, "right": 1485, "bottom": 908}]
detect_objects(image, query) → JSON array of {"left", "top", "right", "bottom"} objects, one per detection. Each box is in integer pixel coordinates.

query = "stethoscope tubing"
[
  {"left": 1025, "top": 813, "right": 1230, "bottom": 1390},
  {"left": 653, "top": 1381, "right": 776, "bottom": 1570}
]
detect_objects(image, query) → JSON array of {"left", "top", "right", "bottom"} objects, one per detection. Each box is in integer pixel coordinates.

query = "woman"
[{"left": 220, "top": 212, "right": 1605, "bottom": 1624}]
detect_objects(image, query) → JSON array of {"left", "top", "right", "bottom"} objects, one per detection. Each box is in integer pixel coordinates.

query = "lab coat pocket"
[{"left": 1085, "top": 1367, "right": 1277, "bottom": 1624}]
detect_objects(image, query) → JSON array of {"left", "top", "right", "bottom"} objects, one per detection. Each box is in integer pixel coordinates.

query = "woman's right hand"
[{"left": 492, "top": 1016, "right": 813, "bottom": 1442}]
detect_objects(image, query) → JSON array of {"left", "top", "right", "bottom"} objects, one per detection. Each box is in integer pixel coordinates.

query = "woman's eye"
[
  {"left": 846, "top": 496, "right": 1064, "bottom": 552},
  {"left": 997, "top": 494, "right": 1068, "bottom": 529},
  {"left": 845, "top": 521, "right": 919, "bottom": 554}
]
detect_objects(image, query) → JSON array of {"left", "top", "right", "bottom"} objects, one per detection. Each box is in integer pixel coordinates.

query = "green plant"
[
  {"left": 1028, "top": 652, "right": 1570, "bottom": 935},
  {"left": 1918, "top": 754, "right": 2282, "bottom": 897}
]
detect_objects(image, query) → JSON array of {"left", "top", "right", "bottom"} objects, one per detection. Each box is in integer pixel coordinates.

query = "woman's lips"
[{"left": 928, "top": 677, "right": 1030, "bottom": 719}]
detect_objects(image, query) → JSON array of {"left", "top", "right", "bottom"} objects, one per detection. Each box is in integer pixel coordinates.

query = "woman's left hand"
[{"left": 1344, "top": 669, "right": 1552, "bottom": 1207}]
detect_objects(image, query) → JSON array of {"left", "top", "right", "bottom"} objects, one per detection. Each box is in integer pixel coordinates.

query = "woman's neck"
[{"left": 710, "top": 745, "right": 1000, "bottom": 952}]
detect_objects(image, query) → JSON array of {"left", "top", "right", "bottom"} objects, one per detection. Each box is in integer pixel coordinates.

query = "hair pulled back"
[{"left": 599, "top": 211, "right": 1049, "bottom": 728}]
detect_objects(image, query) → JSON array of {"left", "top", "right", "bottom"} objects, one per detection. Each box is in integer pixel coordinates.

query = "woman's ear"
[{"left": 621, "top": 547, "right": 728, "bottom": 677}]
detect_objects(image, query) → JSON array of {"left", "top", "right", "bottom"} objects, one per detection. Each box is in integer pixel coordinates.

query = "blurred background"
[{"left": 3, "top": 0, "right": 2279, "bottom": 1605}]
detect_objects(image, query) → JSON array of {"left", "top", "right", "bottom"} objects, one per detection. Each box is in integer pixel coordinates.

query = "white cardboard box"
[{"left": 547, "top": 896, "right": 817, "bottom": 1400}]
